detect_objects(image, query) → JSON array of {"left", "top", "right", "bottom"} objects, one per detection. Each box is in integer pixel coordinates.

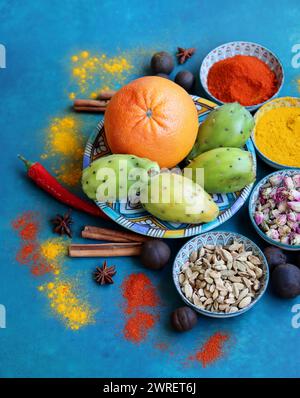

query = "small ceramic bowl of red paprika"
[{"left": 200, "top": 41, "right": 284, "bottom": 112}]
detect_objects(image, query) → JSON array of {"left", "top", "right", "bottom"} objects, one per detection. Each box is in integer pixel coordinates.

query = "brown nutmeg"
[{"left": 170, "top": 306, "right": 198, "bottom": 332}]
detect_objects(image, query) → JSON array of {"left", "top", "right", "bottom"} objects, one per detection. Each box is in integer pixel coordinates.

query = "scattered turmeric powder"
[
  {"left": 39, "top": 278, "right": 95, "bottom": 330},
  {"left": 40, "top": 238, "right": 68, "bottom": 275},
  {"left": 254, "top": 101, "right": 300, "bottom": 167},
  {"left": 69, "top": 50, "right": 133, "bottom": 97},
  {"left": 42, "top": 116, "right": 84, "bottom": 186}
]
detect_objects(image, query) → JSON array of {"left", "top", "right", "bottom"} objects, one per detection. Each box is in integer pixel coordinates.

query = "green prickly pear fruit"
[
  {"left": 186, "top": 147, "right": 255, "bottom": 194},
  {"left": 187, "top": 103, "right": 254, "bottom": 160},
  {"left": 140, "top": 173, "right": 219, "bottom": 223},
  {"left": 82, "top": 154, "right": 160, "bottom": 202}
]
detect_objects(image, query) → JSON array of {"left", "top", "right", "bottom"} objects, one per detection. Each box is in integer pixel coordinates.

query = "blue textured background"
[{"left": 0, "top": 0, "right": 300, "bottom": 378}]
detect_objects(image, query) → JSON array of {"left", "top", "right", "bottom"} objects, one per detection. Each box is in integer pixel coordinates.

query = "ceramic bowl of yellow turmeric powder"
[{"left": 252, "top": 97, "right": 300, "bottom": 169}]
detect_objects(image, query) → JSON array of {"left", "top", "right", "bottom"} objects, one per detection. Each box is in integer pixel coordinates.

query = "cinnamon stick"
[
  {"left": 98, "top": 90, "right": 116, "bottom": 100},
  {"left": 82, "top": 226, "right": 150, "bottom": 243},
  {"left": 69, "top": 242, "right": 143, "bottom": 257},
  {"left": 74, "top": 99, "right": 108, "bottom": 107},
  {"left": 74, "top": 105, "right": 107, "bottom": 113},
  {"left": 73, "top": 91, "right": 116, "bottom": 113}
]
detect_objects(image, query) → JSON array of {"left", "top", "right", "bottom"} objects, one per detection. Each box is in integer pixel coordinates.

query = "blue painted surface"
[{"left": 0, "top": 0, "right": 300, "bottom": 378}]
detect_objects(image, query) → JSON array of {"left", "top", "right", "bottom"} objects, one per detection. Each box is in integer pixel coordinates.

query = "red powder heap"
[
  {"left": 121, "top": 273, "right": 159, "bottom": 343},
  {"left": 207, "top": 55, "right": 278, "bottom": 106},
  {"left": 189, "top": 332, "right": 230, "bottom": 367}
]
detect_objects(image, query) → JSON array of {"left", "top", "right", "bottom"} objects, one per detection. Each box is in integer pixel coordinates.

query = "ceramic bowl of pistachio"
[{"left": 173, "top": 231, "right": 269, "bottom": 318}]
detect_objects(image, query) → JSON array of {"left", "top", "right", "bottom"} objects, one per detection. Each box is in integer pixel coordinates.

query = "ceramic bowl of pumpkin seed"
[{"left": 173, "top": 231, "right": 269, "bottom": 318}]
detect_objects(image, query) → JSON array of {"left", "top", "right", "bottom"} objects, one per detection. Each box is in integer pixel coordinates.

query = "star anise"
[
  {"left": 51, "top": 210, "right": 73, "bottom": 238},
  {"left": 93, "top": 261, "right": 116, "bottom": 285},
  {"left": 176, "top": 47, "right": 196, "bottom": 64}
]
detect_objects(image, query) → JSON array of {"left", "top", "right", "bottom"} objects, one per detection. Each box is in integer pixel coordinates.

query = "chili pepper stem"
[{"left": 18, "top": 154, "right": 35, "bottom": 169}]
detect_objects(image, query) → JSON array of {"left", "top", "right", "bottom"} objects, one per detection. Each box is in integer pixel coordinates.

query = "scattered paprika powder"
[
  {"left": 207, "top": 55, "right": 278, "bottom": 106},
  {"left": 121, "top": 273, "right": 160, "bottom": 343},
  {"left": 189, "top": 332, "right": 230, "bottom": 367}
]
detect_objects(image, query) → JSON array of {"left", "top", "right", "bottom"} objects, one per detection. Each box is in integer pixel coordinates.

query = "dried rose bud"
[
  {"left": 283, "top": 176, "right": 294, "bottom": 190},
  {"left": 269, "top": 175, "right": 283, "bottom": 186},
  {"left": 287, "top": 212, "right": 297, "bottom": 222},
  {"left": 289, "top": 233, "right": 300, "bottom": 245},
  {"left": 290, "top": 189, "right": 300, "bottom": 202},
  {"left": 288, "top": 201, "right": 300, "bottom": 212},
  {"left": 278, "top": 202, "right": 288, "bottom": 213},
  {"left": 280, "top": 236, "right": 290, "bottom": 244},
  {"left": 292, "top": 174, "right": 300, "bottom": 188},
  {"left": 276, "top": 214, "right": 287, "bottom": 226},
  {"left": 254, "top": 211, "right": 264, "bottom": 225},
  {"left": 266, "top": 229, "right": 280, "bottom": 241}
]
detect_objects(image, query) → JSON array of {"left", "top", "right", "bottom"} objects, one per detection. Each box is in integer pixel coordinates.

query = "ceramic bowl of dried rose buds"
[
  {"left": 173, "top": 231, "right": 269, "bottom": 318},
  {"left": 249, "top": 169, "right": 300, "bottom": 251}
]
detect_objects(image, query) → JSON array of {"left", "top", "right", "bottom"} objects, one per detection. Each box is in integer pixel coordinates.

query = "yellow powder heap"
[
  {"left": 39, "top": 278, "right": 95, "bottom": 330},
  {"left": 69, "top": 50, "right": 133, "bottom": 97},
  {"left": 255, "top": 105, "right": 300, "bottom": 167},
  {"left": 42, "top": 116, "right": 84, "bottom": 186},
  {"left": 40, "top": 238, "right": 67, "bottom": 275}
]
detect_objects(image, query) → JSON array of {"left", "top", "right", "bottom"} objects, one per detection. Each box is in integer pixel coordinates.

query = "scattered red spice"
[
  {"left": 207, "top": 55, "right": 278, "bottom": 106},
  {"left": 122, "top": 273, "right": 159, "bottom": 314},
  {"left": 12, "top": 211, "right": 52, "bottom": 276},
  {"left": 189, "top": 332, "right": 230, "bottom": 367},
  {"left": 12, "top": 212, "right": 39, "bottom": 240},
  {"left": 124, "top": 311, "right": 156, "bottom": 343},
  {"left": 121, "top": 273, "right": 160, "bottom": 343},
  {"left": 16, "top": 243, "right": 37, "bottom": 264}
]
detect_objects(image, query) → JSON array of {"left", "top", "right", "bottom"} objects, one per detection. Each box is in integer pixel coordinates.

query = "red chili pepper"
[{"left": 18, "top": 155, "right": 109, "bottom": 220}]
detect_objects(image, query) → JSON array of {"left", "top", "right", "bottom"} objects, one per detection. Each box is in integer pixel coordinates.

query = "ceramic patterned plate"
[
  {"left": 200, "top": 41, "right": 284, "bottom": 111},
  {"left": 83, "top": 96, "right": 256, "bottom": 239},
  {"left": 252, "top": 96, "right": 300, "bottom": 169}
]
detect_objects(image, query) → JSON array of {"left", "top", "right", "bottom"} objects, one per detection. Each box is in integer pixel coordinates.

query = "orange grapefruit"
[{"left": 104, "top": 76, "right": 198, "bottom": 168}]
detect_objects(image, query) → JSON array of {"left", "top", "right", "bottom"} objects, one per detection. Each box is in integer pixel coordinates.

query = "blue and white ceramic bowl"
[
  {"left": 249, "top": 169, "right": 300, "bottom": 251},
  {"left": 252, "top": 97, "right": 300, "bottom": 169},
  {"left": 173, "top": 231, "right": 269, "bottom": 318},
  {"left": 200, "top": 41, "right": 284, "bottom": 112}
]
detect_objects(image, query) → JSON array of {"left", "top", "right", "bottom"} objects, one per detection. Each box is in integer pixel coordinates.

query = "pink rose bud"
[
  {"left": 289, "top": 233, "right": 300, "bottom": 245},
  {"left": 283, "top": 176, "right": 294, "bottom": 189},
  {"left": 287, "top": 212, "right": 297, "bottom": 222},
  {"left": 266, "top": 229, "right": 280, "bottom": 241},
  {"left": 290, "top": 189, "right": 300, "bottom": 202},
  {"left": 288, "top": 201, "right": 300, "bottom": 212},
  {"left": 254, "top": 212, "right": 264, "bottom": 225},
  {"left": 269, "top": 175, "right": 283, "bottom": 186},
  {"left": 276, "top": 214, "right": 287, "bottom": 226},
  {"left": 292, "top": 174, "right": 300, "bottom": 188}
]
